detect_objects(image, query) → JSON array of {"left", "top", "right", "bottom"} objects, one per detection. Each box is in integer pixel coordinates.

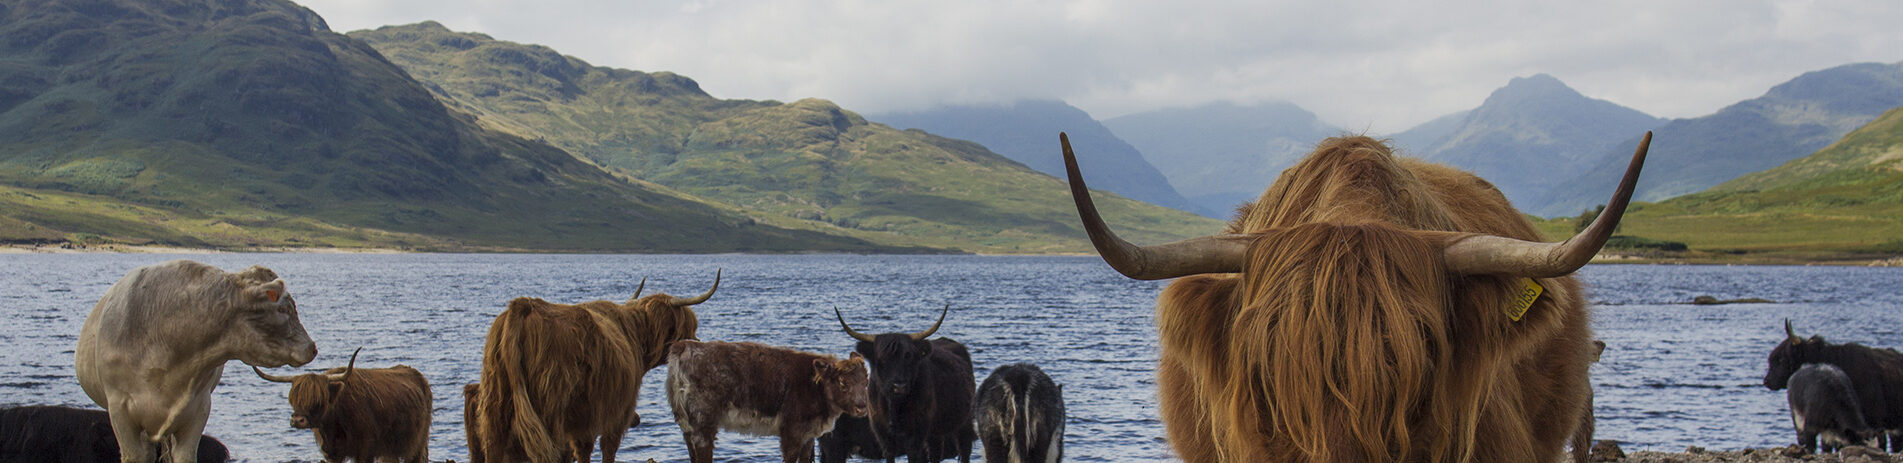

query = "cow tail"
[{"left": 493, "top": 299, "right": 562, "bottom": 463}]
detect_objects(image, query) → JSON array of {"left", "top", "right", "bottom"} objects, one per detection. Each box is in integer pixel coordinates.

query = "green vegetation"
[
  {"left": 0, "top": 0, "right": 935, "bottom": 253},
  {"left": 350, "top": 23, "right": 1223, "bottom": 253},
  {"left": 1526, "top": 107, "right": 1903, "bottom": 262}
]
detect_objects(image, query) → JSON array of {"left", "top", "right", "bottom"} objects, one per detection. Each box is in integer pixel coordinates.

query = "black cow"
[
  {"left": 818, "top": 415, "right": 894, "bottom": 463},
  {"left": 975, "top": 363, "right": 1064, "bottom": 463},
  {"left": 0, "top": 405, "right": 229, "bottom": 463},
  {"left": 1766, "top": 320, "right": 1903, "bottom": 451},
  {"left": 1786, "top": 363, "right": 1876, "bottom": 452},
  {"left": 836, "top": 304, "right": 976, "bottom": 463}
]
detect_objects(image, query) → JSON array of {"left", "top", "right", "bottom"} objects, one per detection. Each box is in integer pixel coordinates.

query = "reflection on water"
[{"left": 2, "top": 254, "right": 1899, "bottom": 461}]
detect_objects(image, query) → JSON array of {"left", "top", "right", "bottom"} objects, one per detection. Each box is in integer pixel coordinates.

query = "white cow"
[{"left": 76, "top": 259, "right": 319, "bottom": 463}]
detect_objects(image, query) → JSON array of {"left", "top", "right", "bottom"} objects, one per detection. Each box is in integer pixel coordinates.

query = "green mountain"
[
  {"left": 0, "top": 0, "right": 925, "bottom": 252},
  {"left": 349, "top": 22, "right": 1223, "bottom": 253},
  {"left": 1613, "top": 106, "right": 1903, "bottom": 255}
]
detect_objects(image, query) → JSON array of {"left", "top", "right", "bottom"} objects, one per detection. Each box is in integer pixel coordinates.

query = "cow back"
[
  {"left": 0, "top": 405, "right": 229, "bottom": 463},
  {"left": 977, "top": 363, "right": 1065, "bottom": 463}
]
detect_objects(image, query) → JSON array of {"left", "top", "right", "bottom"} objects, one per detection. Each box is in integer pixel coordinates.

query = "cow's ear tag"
[{"left": 1506, "top": 278, "right": 1543, "bottom": 322}]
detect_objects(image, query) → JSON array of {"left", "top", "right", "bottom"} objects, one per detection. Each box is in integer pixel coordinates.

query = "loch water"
[{"left": 2, "top": 253, "right": 1900, "bottom": 462}]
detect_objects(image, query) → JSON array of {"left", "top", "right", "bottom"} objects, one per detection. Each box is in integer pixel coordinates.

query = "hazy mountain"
[
  {"left": 1385, "top": 110, "right": 1468, "bottom": 155},
  {"left": 1408, "top": 74, "right": 1663, "bottom": 208},
  {"left": 0, "top": 0, "right": 914, "bottom": 252},
  {"left": 866, "top": 100, "right": 1211, "bottom": 217},
  {"left": 352, "top": 23, "right": 1224, "bottom": 253},
  {"left": 1101, "top": 101, "right": 1343, "bottom": 218},
  {"left": 1533, "top": 62, "right": 1903, "bottom": 217}
]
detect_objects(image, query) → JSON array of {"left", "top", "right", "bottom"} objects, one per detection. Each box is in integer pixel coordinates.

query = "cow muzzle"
[{"left": 291, "top": 415, "right": 311, "bottom": 429}]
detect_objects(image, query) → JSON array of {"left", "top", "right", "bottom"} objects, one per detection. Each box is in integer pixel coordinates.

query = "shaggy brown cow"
[
  {"left": 254, "top": 347, "right": 432, "bottom": 463},
  {"left": 664, "top": 340, "right": 870, "bottom": 463},
  {"left": 1060, "top": 131, "right": 1650, "bottom": 461},
  {"left": 476, "top": 271, "right": 719, "bottom": 463},
  {"left": 464, "top": 383, "right": 485, "bottom": 463}
]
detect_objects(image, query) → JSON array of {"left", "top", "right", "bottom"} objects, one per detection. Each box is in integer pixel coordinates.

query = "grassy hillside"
[
  {"left": 0, "top": 0, "right": 923, "bottom": 252},
  {"left": 1531, "top": 107, "right": 1903, "bottom": 260},
  {"left": 351, "top": 23, "right": 1224, "bottom": 253}
]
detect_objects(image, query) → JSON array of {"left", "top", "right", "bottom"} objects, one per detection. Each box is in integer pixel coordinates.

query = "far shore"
[{"left": 5, "top": 243, "right": 1902, "bottom": 267}]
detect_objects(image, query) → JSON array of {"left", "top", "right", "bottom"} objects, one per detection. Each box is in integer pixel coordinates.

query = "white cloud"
[{"left": 298, "top": 0, "right": 1903, "bottom": 134}]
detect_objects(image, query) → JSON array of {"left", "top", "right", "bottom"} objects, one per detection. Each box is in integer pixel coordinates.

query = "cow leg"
[
  {"left": 1799, "top": 429, "right": 1818, "bottom": 453},
  {"left": 684, "top": 426, "right": 717, "bottom": 463},
  {"left": 569, "top": 437, "right": 595, "bottom": 463},
  {"left": 779, "top": 433, "right": 816, "bottom": 463},
  {"left": 105, "top": 410, "right": 154, "bottom": 463},
  {"left": 600, "top": 426, "right": 629, "bottom": 463}
]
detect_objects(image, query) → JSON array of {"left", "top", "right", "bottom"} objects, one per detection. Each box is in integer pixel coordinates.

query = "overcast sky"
[{"left": 295, "top": 0, "right": 1902, "bottom": 134}]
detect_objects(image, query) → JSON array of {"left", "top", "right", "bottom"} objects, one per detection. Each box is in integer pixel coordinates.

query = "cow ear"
[
  {"left": 848, "top": 351, "right": 864, "bottom": 361},
  {"left": 813, "top": 358, "right": 832, "bottom": 374},
  {"left": 248, "top": 280, "right": 287, "bottom": 304}
]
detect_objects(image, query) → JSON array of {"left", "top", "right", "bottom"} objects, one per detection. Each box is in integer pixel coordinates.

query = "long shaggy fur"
[
  {"left": 476, "top": 293, "right": 699, "bottom": 463},
  {"left": 286, "top": 365, "right": 432, "bottom": 462},
  {"left": 1157, "top": 137, "right": 1595, "bottom": 461}
]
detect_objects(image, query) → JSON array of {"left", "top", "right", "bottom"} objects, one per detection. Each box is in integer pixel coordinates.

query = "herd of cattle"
[{"left": 3, "top": 131, "right": 1900, "bottom": 462}]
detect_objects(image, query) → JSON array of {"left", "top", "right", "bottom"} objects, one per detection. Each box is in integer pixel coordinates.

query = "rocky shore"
[{"left": 1599, "top": 443, "right": 1893, "bottom": 462}]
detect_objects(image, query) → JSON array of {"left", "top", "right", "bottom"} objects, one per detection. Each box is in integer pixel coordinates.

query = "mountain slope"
[
  {"left": 350, "top": 23, "right": 1223, "bottom": 253},
  {"left": 1410, "top": 74, "right": 1663, "bottom": 207},
  {"left": 0, "top": 0, "right": 910, "bottom": 252},
  {"left": 1613, "top": 106, "right": 1903, "bottom": 254},
  {"left": 868, "top": 100, "right": 1210, "bottom": 217},
  {"left": 1385, "top": 110, "right": 1468, "bottom": 155},
  {"left": 1534, "top": 62, "right": 1903, "bottom": 217},
  {"left": 1101, "top": 101, "right": 1343, "bottom": 217}
]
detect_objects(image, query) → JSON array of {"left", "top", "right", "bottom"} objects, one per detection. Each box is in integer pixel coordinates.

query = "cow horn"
[
  {"left": 909, "top": 303, "right": 950, "bottom": 341},
  {"left": 666, "top": 269, "right": 720, "bottom": 306},
  {"left": 1441, "top": 132, "right": 1651, "bottom": 277},
  {"left": 626, "top": 277, "right": 647, "bottom": 304},
  {"left": 1786, "top": 318, "right": 1798, "bottom": 340},
  {"left": 835, "top": 306, "right": 876, "bottom": 343},
  {"left": 253, "top": 366, "right": 295, "bottom": 383},
  {"left": 1062, "top": 132, "right": 1254, "bottom": 280},
  {"left": 325, "top": 347, "right": 362, "bottom": 382}
]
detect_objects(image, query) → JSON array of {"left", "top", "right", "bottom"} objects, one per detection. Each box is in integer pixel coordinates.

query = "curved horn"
[
  {"left": 1441, "top": 132, "right": 1652, "bottom": 277},
  {"left": 325, "top": 347, "right": 363, "bottom": 382},
  {"left": 626, "top": 277, "right": 647, "bottom": 304},
  {"left": 1786, "top": 318, "right": 1798, "bottom": 340},
  {"left": 1062, "top": 132, "right": 1254, "bottom": 280},
  {"left": 909, "top": 303, "right": 950, "bottom": 341},
  {"left": 253, "top": 366, "right": 295, "bottom": 383},
  {"left": 666, "top": 269, "right": 721, "bottom": 306},
  {"left": 835, "top": 306, "right": 875, "bottom": 343}
]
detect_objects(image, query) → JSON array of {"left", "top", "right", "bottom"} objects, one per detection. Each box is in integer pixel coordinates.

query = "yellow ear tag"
[{"left": 1507, "top": 278, "right": 1543, "bottom": 322}]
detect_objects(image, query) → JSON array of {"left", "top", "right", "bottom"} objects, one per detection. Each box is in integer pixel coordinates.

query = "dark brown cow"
[
  {"left": 1060, "top": 131, "right": 1650, "bottom": 461},
  {"left": 664, "top": 340, "right": 870, "bottom": 463},
  {"left": 254, "top": 348, "right": 432, "bottom": 463},
  {"left": 476, "top": 271, "right": 719, "bottom": 463},
  {"left": 1766, "top": 320, "right": 1903, "bottom": 451}
]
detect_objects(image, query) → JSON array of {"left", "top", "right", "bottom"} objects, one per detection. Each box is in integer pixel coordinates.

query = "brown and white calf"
[{"left": 665, "top": 340, "right": 870, "bottom": 463}]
